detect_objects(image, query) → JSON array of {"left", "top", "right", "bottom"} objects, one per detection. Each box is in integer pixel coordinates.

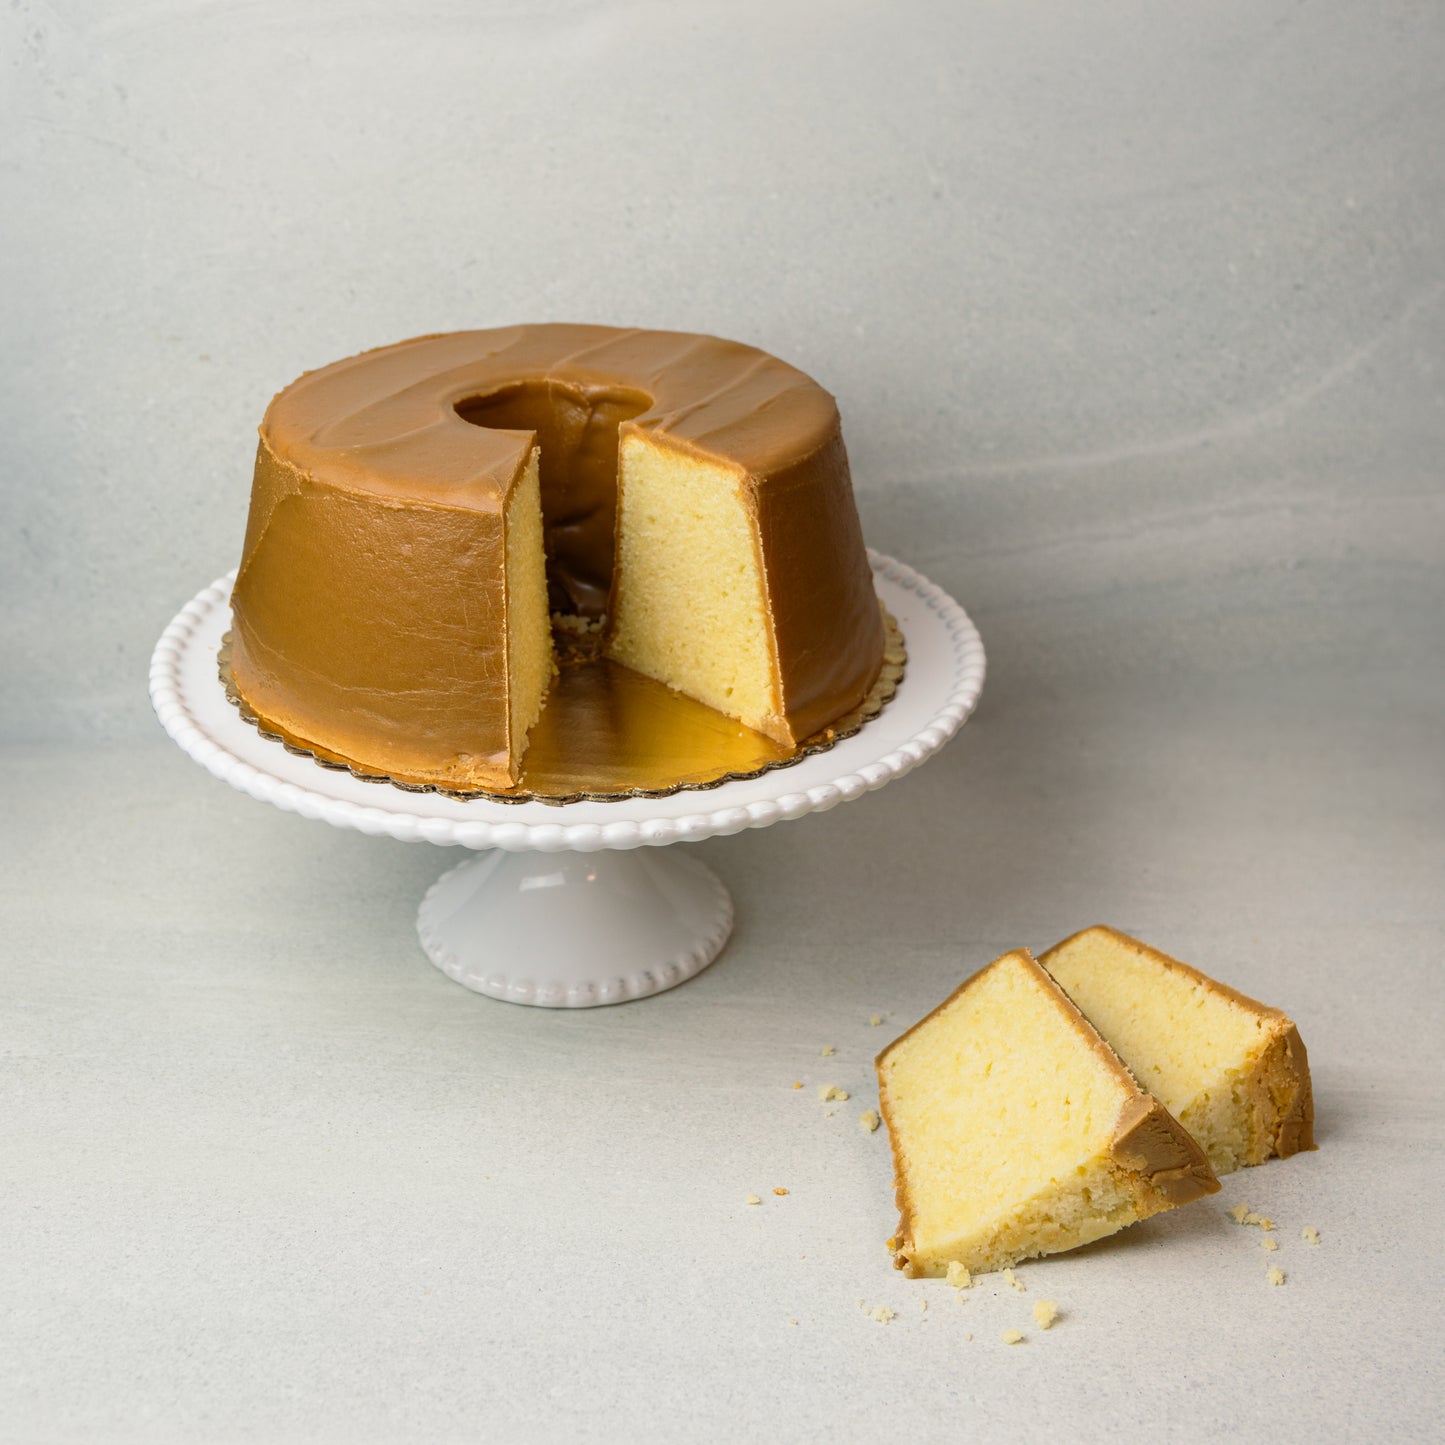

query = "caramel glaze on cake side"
[{"left": 229, "top": 326, "right": 886, "bottom": 790}]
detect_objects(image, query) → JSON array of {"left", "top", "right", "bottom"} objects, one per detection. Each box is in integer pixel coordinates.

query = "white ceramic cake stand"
[{"left": 150, "top": 552, "right": 985, "bottom": 1007}]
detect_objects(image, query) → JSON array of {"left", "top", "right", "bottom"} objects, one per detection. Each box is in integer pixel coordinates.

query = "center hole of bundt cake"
[{"left": 455, "top": 382, "right": 651, "bottom": 619}]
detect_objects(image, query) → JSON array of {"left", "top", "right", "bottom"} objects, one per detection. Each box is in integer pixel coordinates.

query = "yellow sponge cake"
[
  {"left": 1040, "top": 927, "right": 1315, "bottom": 1176},
  {"left": 876, "top": 949, "right": 1218, "bottom": 1277}
]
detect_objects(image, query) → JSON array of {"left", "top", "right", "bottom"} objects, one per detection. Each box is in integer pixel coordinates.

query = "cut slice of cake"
[
  {"left": 1040, "top": 927, "right": 1315, "bottom": 1176},
  {"left": 875, "top": 949, "right": 1219, "bottom": 1278}
]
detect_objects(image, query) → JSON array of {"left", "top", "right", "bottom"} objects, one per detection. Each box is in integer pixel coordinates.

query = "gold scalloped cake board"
[{"left": 219, "top": 608, "right": 905, "bottom": 807}]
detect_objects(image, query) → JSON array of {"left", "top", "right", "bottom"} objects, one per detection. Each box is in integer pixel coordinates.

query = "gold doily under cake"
[{"left": 220, "top": 608, "right": 905, "bottom": 806}]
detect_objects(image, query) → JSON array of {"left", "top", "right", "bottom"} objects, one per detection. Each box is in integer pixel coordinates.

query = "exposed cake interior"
[
  {"left": 878, "top": 949, "right": 1216, "bottom": 1276},
  {"left": 608, "top": 435, "right": 783, "bottom": 742},
  {"left": 1041, "top": 927, "right": 1315, "bottom": 1175},
  {"left": 456, "top": 382, "right": 650, "bottom": 617},
  {"left": 503, "top": 448, "right": 554, "bottom": 766}
]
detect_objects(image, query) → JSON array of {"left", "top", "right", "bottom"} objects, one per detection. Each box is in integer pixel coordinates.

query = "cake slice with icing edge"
[
  {"left": 876, "top": 949, "right": 1218, "bottom": 1277},
  {"left": 1039, "top": 926, "right": 1315, "bottom": 1176}
]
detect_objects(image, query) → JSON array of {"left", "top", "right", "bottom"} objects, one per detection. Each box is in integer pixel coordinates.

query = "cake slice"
[
  {"left": 876, "top": 949, "right": 1218, "bottom": 1277},
  {"left": 1040, "top": 927, "right": 1315, "bottom": 1176}
]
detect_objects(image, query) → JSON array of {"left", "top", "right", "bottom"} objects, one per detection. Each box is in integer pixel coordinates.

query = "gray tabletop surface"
[{"left": 4, "top": 2, "right": 1443, "bottom": 1441}]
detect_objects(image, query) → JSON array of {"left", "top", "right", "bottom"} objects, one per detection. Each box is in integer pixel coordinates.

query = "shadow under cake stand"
[{"left": 150, "top": 552, "right": 985, "bottom": 1007}]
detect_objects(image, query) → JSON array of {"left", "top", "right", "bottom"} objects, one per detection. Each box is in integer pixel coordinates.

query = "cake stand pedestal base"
[{"left": 414, "top": 846, "right": 734, "bottom": 1007}]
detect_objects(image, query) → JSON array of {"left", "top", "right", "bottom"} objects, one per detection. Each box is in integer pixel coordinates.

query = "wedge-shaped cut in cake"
[
  {"left": 1040, "top": 927, "right": 1315, "bottom": 1176},
  {"left": 876, "top": 949, "right": 1219, "bottom": 1277}
]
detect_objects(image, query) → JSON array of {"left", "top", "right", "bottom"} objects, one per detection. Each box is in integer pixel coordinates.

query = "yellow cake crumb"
[
  {"left": 868, "top": 1015, "right": 884, "bottom": 1026},
  {"left": 885, "top": 1236, "right": 898, "bottom": 1251},
  {"left": 1261, "top": 1237, "right": 1278, "bottom": 1252},
  {"left": 1229, "top": 1203, "right": 1250, "bottom": 1224},
  {"left": 550, "top": 611, "right": 605, "bottom": 638},
  {"left": 860, "top": 1108, "right": 881, "bottom": 1133},
  {"left": 791, "top": 1080, "right": 803, "bottom": 1089},
  {"left": 946, "top": 1261, "right": 972, "bottom": 1290},
  {"left": 1302, "top": 1226, "right": 1321, "bottom": 1245},
  {"left": 921, "top": 1298, "right": 928, "bottom": 1313},
  {"left": 817, "top": 1084, "right": 849, "bottom": 1102},
  {"left": 964, "top": 1332, "right": 973, "bottom": 1342},
  {"left": 1001, "top": 1329, "right": 1024, "bottom": 1344},
  {"left": 744, "top": 1193, "right": 762, "bottom": 1206},
  {"left": 1003, "top": 1268, "right": 1026, "bottom": 1294},
  {"left": 788, "top": 1317, "right": 798, "bottom": 1325},
  {"left": 1244, "top": 1211, "right": 1275, "bottom": 1231},
  {"left": 1033, "top": 1300, "right": 1059, "bottom": 1330},
  {"left": 869, "top": 1306, "right": 896, "bottom": 1324},
  {"left": 821, "top": 1045, "right": 836, "bottom": 1056},
  {"left": 1267, "top": 1266, "right": 1286, "bottom": 1286},
  {"left": 773, "top": 1187, "right": 789, "bottom": 1196}
]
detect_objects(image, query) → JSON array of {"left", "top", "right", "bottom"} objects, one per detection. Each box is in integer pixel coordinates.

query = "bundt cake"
[{"left": 229, "top": 325, "right": 886, "bottom": 790}]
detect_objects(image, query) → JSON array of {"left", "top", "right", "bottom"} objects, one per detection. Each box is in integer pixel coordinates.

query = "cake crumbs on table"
[
  {"left": 868, "top": 1306, "right": 896, "bottom": 1324},
  {"left": 744, "top": 1193, "right": 762, "bottom": 1206},
  {"left": 820, "top": 1045, "right": 835, "bottom": 1056},
  {"left": 1033, "top": 1300, "right": 1059, "bottom": 1330},
  {"left": 860, "top": 1108, "right": 881, "bottom": 1133},
  {"left": 791, "top": 1080, "right": 803, "bottom": 1089},
  {"left": 1003, "top": 1267, "right": 1026, "bottom": 1294},
  {"left": 946, "top": 1261, "right": 972, "bottom": 1290},
  {"left": 773, "top": 1187, "right": 789, "bottom": 1196},
  {"left": 1302, "top": 1226, "right": 1322, "bottom": 1245},
  {"left": 1261, "top": 1236, "right": 1279, "bottom": 1252},
  {"left": 817, "top": 1084, "right": 848, "bottom": 1102},
  {"left": 1267, "top": 1266, "right": 1286, "bottom": 1286},
  {"left": 1001, "top": 1329, "right": 1024, "bottom": 1344},
  {"left": 964, "top": 1333, "right": 973, "bottom": 1342},
  {"left": 1230, "top": 1203, "right": 1277, "bottom": 1230},
  {"left": 788, "top": 1317, "right": 798, "bottom": 1325}
]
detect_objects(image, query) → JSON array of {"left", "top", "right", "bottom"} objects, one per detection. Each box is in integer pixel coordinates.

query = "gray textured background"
[
  {"left": 4, "top": 2, "right": 1444, "bottom": 1441},
  {"left": 6, "top": 0, "right": 1442, "bottom": 740}
]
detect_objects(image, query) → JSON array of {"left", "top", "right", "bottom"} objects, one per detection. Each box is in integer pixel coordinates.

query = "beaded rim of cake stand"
[
  {"left": 149, "top": 550, "right": 986, "bottom": 852},
  {"left": 214, "top": 606, "right": 906, "bottom": 806}
]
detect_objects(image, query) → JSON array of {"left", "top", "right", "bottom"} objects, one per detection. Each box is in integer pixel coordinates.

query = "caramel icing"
[
  {"left": 218, "top": 611, "right": 906, "bottom": 803},
  {"left": 230, "top": 325, "right": 885, "bottom": 789}
]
